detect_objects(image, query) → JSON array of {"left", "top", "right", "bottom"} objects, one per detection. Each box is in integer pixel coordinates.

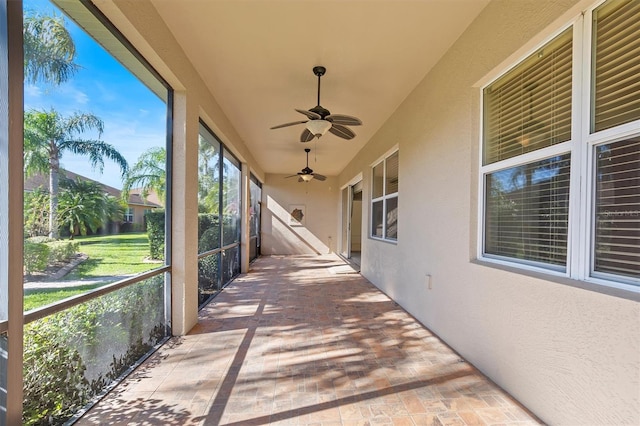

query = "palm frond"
[
  {"left": 23, "top": 13, "right": 80, "bottom": 85},
  {"left": 61, "top": 139, "right": 128, "bottom": 176}
]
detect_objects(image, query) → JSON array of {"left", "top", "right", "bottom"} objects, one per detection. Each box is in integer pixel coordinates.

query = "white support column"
[
  {"left": 0, "top": 0, "right": 24, "bottom": 422},
  {"left": 170, "top": 92, "right": 199, "bottom": 335},
  {"left": 240, "top": 165, "right": 250, "bottom": 273}
]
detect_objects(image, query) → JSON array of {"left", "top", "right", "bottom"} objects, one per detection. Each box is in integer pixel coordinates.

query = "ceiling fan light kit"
[
  {"left": 285, "top": 148, "right": 327, "bottom": 183},
  {"left": 306, "top": 119, "right": 332, "bottom": 138},
  {"left": 270, "top": 66, "right": 362, "bottom": 143}
]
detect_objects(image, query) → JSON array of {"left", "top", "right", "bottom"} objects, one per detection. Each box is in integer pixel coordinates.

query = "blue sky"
[{"left": 24, "top": 0, "right": 167, "bottom": 189}]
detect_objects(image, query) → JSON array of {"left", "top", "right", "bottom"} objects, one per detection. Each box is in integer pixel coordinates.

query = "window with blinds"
[
  {"left": 485, "top": 155, "right": 570, "bottom": 266},
  {"left": 592, "top": 0, "right": 640, "bottom": 132},
  {"left": 371, "top": 150, "right": 399, "bottom": 242},
  {"left": 483, "top": 29, "right": 572, "bottom": 165},
  {"left": 480, "top": 0, "right": 640, "bottom": 289},
  {"left": 385, "top": 152, "right": 399, "bottom": 240},
  {"left": 594, "top": 138, "right": 640, "bottom": 279}
]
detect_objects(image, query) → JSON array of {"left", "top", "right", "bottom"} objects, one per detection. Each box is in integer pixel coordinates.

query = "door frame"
[{"left": 340, "top": 173, "right": 363, "bottom": 260}]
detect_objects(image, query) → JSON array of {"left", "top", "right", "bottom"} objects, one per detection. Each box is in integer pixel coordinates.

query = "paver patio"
[{"left": 77, "top": 255, "right": 540, "bottom": 425}]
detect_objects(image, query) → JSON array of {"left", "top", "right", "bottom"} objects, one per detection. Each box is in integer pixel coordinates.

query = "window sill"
[
  {"left": 471, "top": 258, "right": 640, "bottom": 302},
  {"left": 369, "top": 236, "right": 398, "bottom": 245}
]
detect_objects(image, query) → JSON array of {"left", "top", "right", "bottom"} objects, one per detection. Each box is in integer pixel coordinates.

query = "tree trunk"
[{"left": 49, "top": 151, "right": 60, "bottom": 239}]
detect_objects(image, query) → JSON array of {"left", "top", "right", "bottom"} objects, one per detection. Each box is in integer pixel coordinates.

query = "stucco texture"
[{"left": 262, "top": 174, "right": 338, "bottom": 255}]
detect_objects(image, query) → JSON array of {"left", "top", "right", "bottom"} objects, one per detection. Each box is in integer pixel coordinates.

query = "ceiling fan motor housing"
[{"left": 309, "top": 105, "right": 330, "bottom": 118}]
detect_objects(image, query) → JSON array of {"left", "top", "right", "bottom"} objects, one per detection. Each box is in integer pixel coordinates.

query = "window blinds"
[
  {"left": 483, "top": 29, "right": 572, "bottom": 165},
  {"left": 385, "top": 152, "right": 399, "bottom": 195},
  {"left": 593, "top": 0, "right": 640, "bottom": 132},
  {"left": 372, "top": 162, "right": 384, "bottom": 199},
  {"left": 594, "top": 138, "right": 640, "bottom": 278},
  {"left": 485, "top": 155, "right": 571, "bottom": 266}
]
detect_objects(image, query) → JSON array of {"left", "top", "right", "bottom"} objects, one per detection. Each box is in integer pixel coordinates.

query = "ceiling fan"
[
  {"left": 286, "top": 148, "right": 326, "bottom": 182},
  {"left": 271, "top": 66, "right": 362, "bottom": 142}
]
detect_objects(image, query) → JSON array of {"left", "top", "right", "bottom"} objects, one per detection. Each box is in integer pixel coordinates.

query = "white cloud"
[
  {"left": 74, "top": 90, "right": 89, "bottom": 105},
  {"left": 24, "top": 84, "right": 42, "bottom": 98},
  {"left": 96, "top": 82, "right": 117, "bottom": 102},
  {"left": 53, "top": 82, "right": 90, "bottom": 106}
]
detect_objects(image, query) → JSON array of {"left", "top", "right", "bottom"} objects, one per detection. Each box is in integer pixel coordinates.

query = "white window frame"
[
  {"left": 124, "top": 207, "right": 134, "bottom": 223},
  {"left": 478, "top": 0, "right": 640, "bottom": 293},
  {"left": 370, "top": 147, "right": 399, "bottom": 242}
]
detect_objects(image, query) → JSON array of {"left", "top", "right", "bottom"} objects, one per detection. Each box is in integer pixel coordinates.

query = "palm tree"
[
  {"left": 24, "top": 109, "right": 128, "bottom": 238},
  {"left": 58, "top": 178, "right": 107, "bottom": 238},
  {"left": 23, "top": 13, "right": 79, "bottom": 85},
  {"left": 58, "top": 177, "right": 125, "bottom": 238},
  {"left": 122, "top": 147, "right": 166, "bottom": 204},
  {"left": 198, "top": 140, "right": 220, "bottom": 214}
]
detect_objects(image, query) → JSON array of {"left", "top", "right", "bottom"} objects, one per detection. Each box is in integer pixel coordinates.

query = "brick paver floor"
[{"left": 78, "top": 255, "right": 541, "bottom": 425}]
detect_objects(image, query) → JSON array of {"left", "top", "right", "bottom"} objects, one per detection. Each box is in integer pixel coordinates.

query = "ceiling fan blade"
[
  {"left": 313, "top": 173, "right": 327, "bottom": 181},
  {"left": 329, "top": 123, "right": 356, "bottom": 140},
  {"left": 284, "top": 174, "right": 299, "bottom": 178},
  {"left": 300, "top": 128, "right": 315, "bottom": 142},
  {"left": 271, "top": 120, "right": 307, "bottom": 130},
  {"left": 295, "top": 109, "right": 321, "bottom": 120},
  {"left": 326, "top": 114, "right": 362, "bottom": 126}
]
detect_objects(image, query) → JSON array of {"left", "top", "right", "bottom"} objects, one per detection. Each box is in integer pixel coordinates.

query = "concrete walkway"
[{"left": 77, "top": 255, "right": 540, "bottom": 425}]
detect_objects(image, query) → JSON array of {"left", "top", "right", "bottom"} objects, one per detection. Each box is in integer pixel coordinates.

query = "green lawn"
[
  {"left": 25, "top": 232, "right": 162, "bottom": 311},
  {"left": 24, "top": 284, "right": 103, "bottom": 312},
  {"left": 65, "top": 232, "right": 160, "bottom": 279}
]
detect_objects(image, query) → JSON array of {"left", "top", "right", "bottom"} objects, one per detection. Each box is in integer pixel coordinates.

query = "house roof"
[
  {"left": 129, "top": 188, "right": 163, "bottom": 207},
  {"left": 24, "top": 169, "right": 162, "bottom": 208}
]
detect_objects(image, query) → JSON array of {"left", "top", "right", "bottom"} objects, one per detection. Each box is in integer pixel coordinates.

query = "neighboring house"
[
  {"left": 23, "top": 169, "right": 161, "bottom": 232},
  {"left": 126, "top": 188, "right": 164, "bottom": 231}
]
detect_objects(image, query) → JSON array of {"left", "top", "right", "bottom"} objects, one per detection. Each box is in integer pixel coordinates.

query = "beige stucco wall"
[
  {"left": 129, "top": 205, "right": 151, "bottom": 230},
  {"left": 338, "top": 0, "right": 640, "bottom": 424},
  {"left": 262, "top": 174, "right": 338, "bottom": 255}
]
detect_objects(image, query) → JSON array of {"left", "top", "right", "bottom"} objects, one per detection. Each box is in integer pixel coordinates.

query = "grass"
[
  {"left": 65, "top": 232, "right": 160, "bottom": 279},
  {"left": 24, "top": 284, "right": 103, "bottom": 312},
  {"left": 25, "top": 232, "right": 162, "bottom": 311}
]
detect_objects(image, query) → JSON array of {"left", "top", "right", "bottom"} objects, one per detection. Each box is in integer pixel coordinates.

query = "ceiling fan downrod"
[{"left": 313, "top": 66, "right": 326, "bottom": 107}]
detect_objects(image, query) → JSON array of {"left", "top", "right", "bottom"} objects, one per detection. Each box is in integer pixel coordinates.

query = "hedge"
[
  {"left": 145, "top": 210, "right": 165, "bottom": 260},
  {"left": 23, "top": 239, "right": 79, "bottom": 275},
  {"left": 146, "top": 211, "right": 238, "bottom": 259},
  {"left": 24, "top": 242, "right": 50, "bottom": 275},
  {"left": 23, "top": 275, "right": 166, "bottom": 425},
  {"left": 46, "top": 240, "right": 79, "bottom": 263},
  {"left": 146, "top": 211, "right": 240, "bottom": 306}
]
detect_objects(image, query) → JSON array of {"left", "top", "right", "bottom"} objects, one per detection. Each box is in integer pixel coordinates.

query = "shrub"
[
  {"left": 198, "top": 214, "right": 220, "bottom": 252},
  {"left": 23, "top": 276, "right": 166, "bottom": 425},
  {"left": 24, "top": 188, "right": 50, "bottom": 238},
  {"left": 222, "top": 215, "right": 239, "bottom": 246},
  {"left": 145, "top": 210, "right": 165, "bottom": 260},
  {"left": 23, "top": 320, "right": 90, "bottom": 426},
  {"left": 26, "top": 236, "right": 56, "bottom": 244},
  {"left": 46, "top": 240, "right": 79, "bottom": 263},
  {"left": 24, "top": 242, "right": 50, "bottom": 275}
]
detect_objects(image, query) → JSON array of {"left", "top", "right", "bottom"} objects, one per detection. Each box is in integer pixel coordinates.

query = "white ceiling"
[{"left": 150, "top": 0, "right": 489, "bottom": 177}]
